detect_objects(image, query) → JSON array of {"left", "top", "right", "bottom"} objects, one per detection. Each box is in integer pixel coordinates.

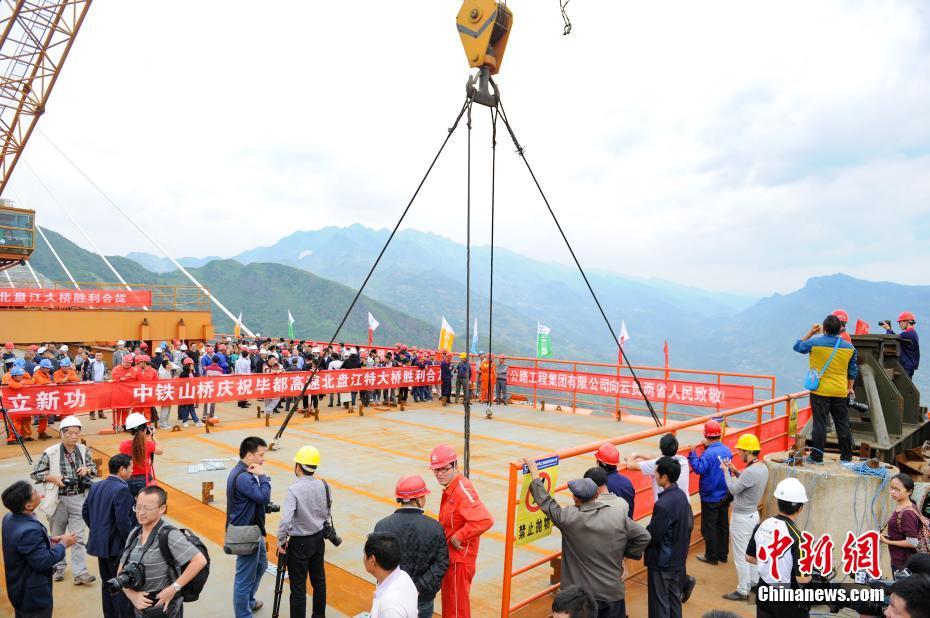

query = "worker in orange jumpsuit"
[
  {"left": 478, "top": 354, "right": 495, "bottom": 403},
  {"left": 30, "top": 358, "right": 55, "bottom": 439},
  {"left": 3, "top": 366, "right": 35, "bottom": 443},
  {"left": 133, "top": 355, "right": 159, "bottom": 424},
  {"left": 110, "top": 353, "right": 136, "bottom": 431},
  {"left": 429, "top": 443, "right": 493, "bottom": 617}
]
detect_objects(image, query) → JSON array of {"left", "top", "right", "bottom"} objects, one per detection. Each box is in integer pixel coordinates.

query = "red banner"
[
  {"left": 0, "top": 287, "right": 152, "bottom": 308},
  {"left": 506, "top": 366, "right": 755, "bottom": 408},
  {"left": 0, "top": 366, "right": 442, "bottom": 417}
]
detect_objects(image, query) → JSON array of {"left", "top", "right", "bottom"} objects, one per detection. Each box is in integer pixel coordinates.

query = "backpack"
[
  {"left": 125, "top": 522, "right": 211, "bottom": 602},
  {"left": 898, "top": 506, "right": 930, "bottom": 555}
]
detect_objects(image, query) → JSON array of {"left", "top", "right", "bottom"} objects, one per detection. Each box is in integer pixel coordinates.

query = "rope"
[
  {"left": 35, "top": 225, "right": 79, "bottom": 289},
  {"left": 484, "top": 106, "right": 498, "bottom": 420},
  {"left": 495, "top": 94, "right": 662, "bottom": 427},
  {"left": 3, "top": 270, "right": 13, "bottom": 287},
  {"left": 270, "top": 95, "right": 473, "bottom": 449},
  {"left": 463, "top": 98, "right": 473, "bottom": 477},
  {"left": 23, "top": 258, "right": 40, "bottom": 285}
]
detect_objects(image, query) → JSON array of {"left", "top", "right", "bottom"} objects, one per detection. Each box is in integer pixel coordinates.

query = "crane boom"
[{"left": 0, "top": 0, "right": 93, "bottom": 196}]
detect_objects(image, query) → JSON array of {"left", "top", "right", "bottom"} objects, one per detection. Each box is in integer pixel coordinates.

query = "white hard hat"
[
  {"left": 117, "top": 340, "right": 125, "bottom": 346},
  {"left": 125, "top": 412, "right": 149, "bottom": 431},
  {"left": 59, "top": 344, "right": 69, "bottom": 351},
  {"left": 349, "top": 348, "right": 357, "bottom": 354},
  {"left": 773, "top": 477, "right": 808, "bottom": 504},
  {"left": 250, "top": 344, "right": 258, "bottom": 350},
  {"left": 37, "top": 347, "right": 47, "bottom": 354},
  {"left": 59, "top": 415, "right": 82, "bottom": 430},
  {"left": 180, "top": 344, "right": 188, "bottom": 351},
  {"left": 225, "top": 336, "right": 232, "bottom": 342}
]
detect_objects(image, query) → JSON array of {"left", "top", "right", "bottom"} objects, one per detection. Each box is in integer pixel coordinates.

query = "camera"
[
  {"left": 264, "top": 502, "right": 281, "bottom": 514},
  {"left": 847, "top": 396, "right": 870, "bottom": 413},
  {"left": 879, "top": 320, "right": 891, "bottom": 327},
  {"left": 322, "top": 522, "right": 342, "bottom": 546},
  {"left": 62, "top": 475, "right": 93, "bottom": 491},
  {"left": 809, "top": 566, "right": 909, "bottom": 616},
  {"left": 106, "top": 561, "right": 145, "bottom": 593}
]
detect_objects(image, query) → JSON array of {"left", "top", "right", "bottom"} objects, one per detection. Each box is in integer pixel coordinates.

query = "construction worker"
[
  {"left": 882, "top": 311, "right": 920, "bottom": 377},
  {"left": 134, "top": 355, "right": 159, "bottom": 425},
  {"left": 110, "top": 353, "right": 135, "bottom": 431},
  {"left": 832, "top": 309, "right": 852, "bottom": 343},
  {"left": 28, "top": 359, "right": 55, "bottom": 440},
  {"left": 277, "top": 445, "right": 331, "bottom": 618},
  {"left": 595, "top": 443, "right": 635, "bottom": 516},
  {"left": 429, "top": 444, "right": 493, "bottom": 617},
  {"left": 454, "top": 353, "right": 471, "bottom": 404},
  {"left": 746, "top": 478, "right": 810, "bottom": 618},
  {"left": 375, "top": 475, "right": 450, "bottom": 618},
  {"left": 440, "top": 353, "right": 453, "bottom": 406},
  {"left": 494, "top": 356, "right": 509, "bottom": 404},
  {"left": 478, "top": 354, "right": 495, "bottom": 404},
  {"left": 688, "top": 419, "right": 733, "bottom": 566},
  {"left": 4, "top": 366, "right": 35, "bottom": 442},
  {"left": 720, "top": 433, "right": 769, "bottom": 603}
]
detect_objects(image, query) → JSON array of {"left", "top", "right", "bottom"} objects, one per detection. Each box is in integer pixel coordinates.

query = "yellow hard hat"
[
  {"left": 459, "top": 353, "right": 467, "bottom": 359},
  {"left": 736, "top": 433, "right": 761, "bottom": 452},
  {"left": 294, "top": 445, "right": 321, "bottom": 467}
]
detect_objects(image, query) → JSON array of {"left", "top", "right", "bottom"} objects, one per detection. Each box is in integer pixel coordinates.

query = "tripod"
[
  {"left": 272, "top": 552, "right": 287, "bottom": 618},
  {"left": 1, "top": 402, "right": 33, "bottom": 465}
]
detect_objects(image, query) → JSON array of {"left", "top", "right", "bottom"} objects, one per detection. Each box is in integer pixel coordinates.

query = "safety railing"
[
  {"left": 500, "top": 390, "right": 811, "bottom": 616},
  {"left": 0, "top": 281, "right": 211, "bottom": 311}
]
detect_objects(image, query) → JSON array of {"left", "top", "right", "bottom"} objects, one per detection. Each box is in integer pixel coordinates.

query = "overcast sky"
[{"left": 6, "top": 1, "right": 930, "bottom": 295}]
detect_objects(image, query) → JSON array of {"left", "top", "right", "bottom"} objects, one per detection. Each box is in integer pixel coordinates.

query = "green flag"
[
  {"left": 287, "top": 310, "right": 295, "bottom": 339},
  {"left": 536, "top": 322, "right": 552, "bottom": 358}
]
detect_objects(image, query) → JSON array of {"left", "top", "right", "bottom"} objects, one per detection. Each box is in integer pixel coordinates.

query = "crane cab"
[{"left": 0, "top": 199, "right": 35, "bottom": 271}]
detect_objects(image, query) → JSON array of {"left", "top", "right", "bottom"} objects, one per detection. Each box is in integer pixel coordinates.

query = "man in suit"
[
  {"left": 82, "top": 454, "right": 135, "bottom": 617},
  {"left": 3, "top": 480, "right": 78, "bottom": 618}
]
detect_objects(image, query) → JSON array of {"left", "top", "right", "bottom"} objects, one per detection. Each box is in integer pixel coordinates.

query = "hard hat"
[
  {"left": 140, "top": 342, "right": 148, "bottom": 349},
  {"left": 429, "top": 444, "right": 458, "bottom": 470},
  {"left": 59, "top": 358, "right": 72, "bottom": 367},
  {"left": 13, "top": 358, "right": 24, "bottom": 368},
  {"left": 125, "top": 412, "right": 150, "bottom": 431},
  {"left": 28, "top": 345, "right": 38, "bottom": 351},
  {"left": 39, "top": 359, "right": 53, "bottom": 369},
  {"left": 294, "top": 445, "right": 321, "bottom": 467},
  {"left": 736, "top": 433, "right": 761, "bottom": 451},
  {"left": 59, "top": 415, "right": 82, "bottom": 430},
  {"left": 832, "top": 309, "right": 849, "bottom": 323},
  {"left": 3, "top": 342, "right": 12, "bottom": 349},
  {"left": 773, "top": 477, "right": 808, "bottom": 503},
  {"left": 37, "top": 347, "right": 47, "bottom": 354},
  {"left": 898, "top": 311, "right": 917, "bottom": 322},
  {"left": 155, "top": 348, "right": 163, "bottom": 354},
  {"left": 160, "top": 342, "right": 168, "bottom": 349},
  {"left": 182, "top": 357, "right": 194, "bottom": 365},
  {"left": 703, "top": 419, "right": 722, "bottom": 438},
  {"left": 180, "top": 344, "right": 188, "bottom": 351},
  {"left": 122, "top": 354, "right": 134, "bottom": 363},
  {"left": 395, "top": 474, "right": 430, "bottom": 500},
  {"left": 10, "top": 366, "right": 24, "bottom": 377},
  {"left": 349, "top": 348, "right": 357, "bottom": 354},
  {"left": 206, "top": 346, "right": 214, "bottom": 353},
  {"left": 117, "top": 340, "right": 125, "bottom": 346},
  {"left": 250, "top": 345, "right": 259, "bottom": 351},
  {"left": 459, "top": 353, "right": 467, "bottom": 359},
  {"left": 282, "top": 349, "right": 290, "bottom": 356},
  {"left": 595, "top": 443, "right": 620, "bottom": 466},
  {"left": 135, "top": 354, "right": 150, "bottom": 363},
  {"left": 59, "top": 344, "right": 69, "bottom": 352},
  {"left": 173, "top": 339, "right": 180, "bottom": 345}
]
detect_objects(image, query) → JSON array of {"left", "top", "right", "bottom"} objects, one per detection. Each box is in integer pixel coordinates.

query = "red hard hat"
[
  {"left": 704, "top": 419, "right": 722, "bottom": 438},
  {"left": 135, "top": 354, "right": 151, "bottom": 363},
  {"left": 3, "top": 342, "right": 12, "bottom": 349},
  {"left": 28, "top": 344, "right": 38, "bottom": 351},
  {"left": 140, "top": 342, "right": 148, "bottom": 349},
  {"left": 206, "top": 346, "right": 214, "bottom": 353},
  {"left": 182, "top": 357, "right": 194, "bottom": 365},
  {"left": 898, "top": 311, "right": 916, "bottom": 322},
  {"left": 429, "top": 444, "right": 457, "bottom": 470},
  {"left": 832, "top": 309, "right": 849, "bottom": 323},
  {"left": 595, "top": 443, "right": 620, "bottom": 466},
  {"left": 395, "top": 474, "right": 430, "bottom": 499},
  {"left": 282, "top": 349, "right": 290, "bottom": 356},
  {"left": 123, "top": 354, "right": 135, "bottom": 363}
]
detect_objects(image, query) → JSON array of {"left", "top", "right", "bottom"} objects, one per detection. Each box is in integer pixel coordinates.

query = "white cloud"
[{"left": 5, "top": 0, "right": 930, "bottom": 295}]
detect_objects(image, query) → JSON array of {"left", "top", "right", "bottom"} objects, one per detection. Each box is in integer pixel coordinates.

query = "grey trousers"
[
  {"left": 647, "top": 568, "right": 682, "bottom": 618},
  {"left": 48, "top": 493, "right": 89, "bottom": 576}
]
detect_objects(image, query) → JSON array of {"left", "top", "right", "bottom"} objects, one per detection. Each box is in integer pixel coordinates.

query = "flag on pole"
[
  {"left": 287, "top": 310, "right": 295, "bottom": 339},
  {"left": 536, "top": 323, "right": 552, "bottom": 358},
  {"left": 470, "top": 318, "right": 479, "bottom": 355},
  {"left": 854, "top": 319, "right": 870, "bottom": 335},
  {"left": 663, "top": 340, "right": 669, "bottom": 369},
  {"left": 438, "top": 316, "right": 455, "bottom": 352},
  {"left": 618, "top": 320, "right": 630, "bottom": 366},
  {"left": 368, "top": 312, "right": 379, "bottom": 346},
  {"left": 233, "top": 312, "right": 242, "bottom": 339}
]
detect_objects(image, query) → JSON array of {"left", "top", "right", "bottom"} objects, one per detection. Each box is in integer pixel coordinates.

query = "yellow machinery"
[
  {"left": 457, "top": 0, "right": 514, "bottom": 106},
  {"left": 0, "top": 199, "right": 34, "bottom": 270}
]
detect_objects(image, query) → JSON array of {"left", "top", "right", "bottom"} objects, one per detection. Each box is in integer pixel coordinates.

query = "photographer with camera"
[
  {"left": 2, "top": 479, "right": 78, "bottom": 617},
  {"left": 117, "top": 486, "right": 207, "bottom": 617},
  {"left": 30, "top": 414, "right": 97, "bottom": 585},
  {"left": 83, "top": 453, "right": 136, "bottom": 618},
  {"left": 119, "top": 413, "right": 164, "bottom": 499},
  {"left": 881, "top": 312, "right": 920, "bottom": 378},
  {"left": 227, "top": 436, "right": 272, "bottom": 617},
  {"left": 276, "top": 445, "right": 336, "bottom": 618},
  {"left": 887, "top": 573, "right": 930, "bottom": 618}
]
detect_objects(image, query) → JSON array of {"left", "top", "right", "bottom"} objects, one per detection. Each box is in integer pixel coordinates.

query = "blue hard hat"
[
  {"left": 10, "top": 367, "right": 24, "bottom": 377},
  {"left": 13, "top": 358, "right": 25, "bottom": 367},
  {"left": 39, "top": 359, "right": 53, "bottom": 369},
  {"left": 59, "top": 358, "right": 72, "bottom": 367}
]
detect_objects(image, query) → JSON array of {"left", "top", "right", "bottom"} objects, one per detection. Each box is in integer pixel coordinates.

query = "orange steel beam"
[
  {"left": 0, "top": 308, "right": 214, "bottom": 343},
  {"left": 0, "top": 0, "right": 94, "bottom": 195}
]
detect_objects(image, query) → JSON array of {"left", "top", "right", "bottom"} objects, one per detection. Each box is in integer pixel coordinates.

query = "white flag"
[
  {"left": 619, "top": 320, "right": 630, "bottom": 346},
  {"left": 288, "top": 311, "right": 295, "bottom": 326},
  {"left": 368, "top": 312, "right": 380, "bottom": 331}
]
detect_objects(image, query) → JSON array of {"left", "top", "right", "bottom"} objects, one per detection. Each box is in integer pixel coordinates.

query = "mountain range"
[{"left": 23, "top": 225, "right": 930, "bottom": 394}]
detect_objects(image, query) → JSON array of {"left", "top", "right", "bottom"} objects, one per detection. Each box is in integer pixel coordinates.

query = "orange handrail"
[{"left": 499, "top": 390, "right": 810, "bottom": 616}]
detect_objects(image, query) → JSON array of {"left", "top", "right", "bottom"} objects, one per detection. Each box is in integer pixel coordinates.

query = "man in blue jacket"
[
  {"left": 645, "top": 457, "right": 693, "bottom": 618},
  {"left": 82, "top": 453, "right": 135, "bottom": 618},
  {"left": 688, "top": 419, "right": 732, "bottom": 566},
  {"left": 227, "top": 436, "right": 272, "bottom": 617},
  {"left": 882, "top": 311, "right": 919, "bottom": 377},
  {"left": 3, "top": 480, "right": 78, "bottom": 618}
]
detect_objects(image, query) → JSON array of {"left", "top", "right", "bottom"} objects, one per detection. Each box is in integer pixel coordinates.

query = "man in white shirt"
[
  {"left": 365, "top": 532, "right": 418, "bottom": 618},
  {"left": 235, "top": 348, "right": 252, "bottom": 408}
]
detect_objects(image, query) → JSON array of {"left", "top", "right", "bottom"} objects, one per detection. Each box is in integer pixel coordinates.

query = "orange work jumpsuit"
[
  {"left": 31, "top": 369, "right": 54, "bottom": 436},
  {"left": 478, "top": 360, "right": 495, "bottom": 403},
  {"left": 3, "top": 372, "right": 35, "bottom": 441},
  {"left": 134, "top": 364, "right": 159, "bottom": 423},
  {"left": 111, "top": 363, "right": 136, "bottom": 430},
  {"left": 439, "top": 473, "right": 494, "bottom": 617}
]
